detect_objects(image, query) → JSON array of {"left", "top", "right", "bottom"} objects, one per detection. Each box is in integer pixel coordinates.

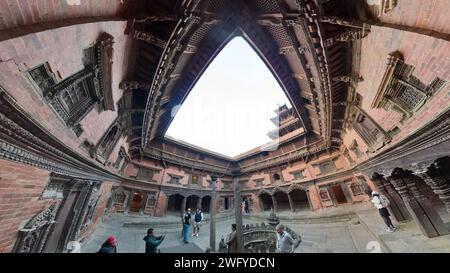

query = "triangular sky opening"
[{"left": 165, "top": 37, "right": 292, "bottom": 157}]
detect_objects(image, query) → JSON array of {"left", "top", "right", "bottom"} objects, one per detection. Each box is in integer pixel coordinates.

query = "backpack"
[
  {"left": 194, "top": 211, "right": 202, "bottom": 222},
  {"left": 380, "top": 195, "right": 390, "bottom": 208}
]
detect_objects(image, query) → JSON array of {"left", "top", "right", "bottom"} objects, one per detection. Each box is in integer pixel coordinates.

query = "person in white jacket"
[{"left": 371, "top": 191, "right": 396, "bottom": 232}]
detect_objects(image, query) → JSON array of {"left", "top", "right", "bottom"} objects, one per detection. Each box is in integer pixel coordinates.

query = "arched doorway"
[
  {"left": 273, "top": 191, "right": 290, "bottom": 211},
  {"left": 259, "top": 193, "right": 273, "bottom": 211},
  {"left": 186, "top": 195, "right": 200, "bottom": 211},
  {"left": 202, "top": 196, "right": 211, "bottom": 212},
  {"left": 290, "top": 189, "right": 310, "bottom": 211},
  {"left": 167, "top": 194, "right": 184, "bottom": 214},
  {"left": 129, "top": 193, "right": 144, "bottom": 213}
]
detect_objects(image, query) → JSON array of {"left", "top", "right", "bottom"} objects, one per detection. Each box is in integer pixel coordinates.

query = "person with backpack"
[
  {"left": 371, "top": 191, "right": 396, "bottom": 232},
  {"left": 192, "top": 208, "right": 204, "bottom": 237}
]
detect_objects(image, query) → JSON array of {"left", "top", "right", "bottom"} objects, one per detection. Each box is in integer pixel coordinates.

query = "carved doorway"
[
  {"left": 331, "top": 185, "right": 348, "bottom": 204},
  {"left": 129, "top": 193, "right": 144, "bottom": 213},
  {"left": 290, "top": 189, "right": 310, "bottom": 211},
  {"left": 202, "top": 196, "right": 211, "bottom": 212},
  {"left": 167, "top": 194, "right": 184, "bottom": 214},
  {"left": 273, "top": 191, "right": 290, "bottom": 211},
  {"left": 224, "top": 197, "right": 230, "bottom": 210},
  {"left": 186, "top": 195, "right": 199, "bottom": 211},
  {"left": 259, "top": 193, "right": 273, "bottom": 211}
]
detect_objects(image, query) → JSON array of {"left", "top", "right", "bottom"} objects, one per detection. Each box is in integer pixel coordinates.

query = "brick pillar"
[
  {"left": 287, "top": 193, "right": 295, "bottom": 212},
  {"left": 372, "top": 173, "right": 411, "bottom": 222},
  {"left": 390, "top": 168, "right": 449, "bottom": 238},
  {"left": 271, "top": 195, "right": 278, "bottom": 212}
]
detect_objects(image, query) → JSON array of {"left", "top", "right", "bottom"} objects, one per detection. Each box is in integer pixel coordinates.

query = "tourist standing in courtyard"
[
  {"left": 226, "top": 224, "right": 238, "bottom": 253},
  {"left": 181, "top": 208, "right": 192, "bottom": 243},
  {"left": 143, "top": 228, "right": 165, "bottom": 253},
  {"left": 275, "top": 224, "right": 294, "bottom": 253},
  {"left": 192, "top": 208, "right": 203, "bottom": 237},
  {"left": 371, "top": 191, "right": 396, "bottom": 232},
  {"left": 98, "top": 235, "right": 117, "bottom": 253}
]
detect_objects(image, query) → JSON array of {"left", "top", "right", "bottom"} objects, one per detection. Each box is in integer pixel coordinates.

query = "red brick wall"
[
  {"left": 0, "top": 0, "right": 126, "bottom": 31},
  {"left": 0, "top": 20, "right": 131, "bottom": 165},
  {"left": 346, "top": 25, "right": 450, "bottom": 158},
  {"left": 374, "top": 0, "right": 450, "bottom": 34},
  {"left": 0, "top": 159, "right": 52, "bottom": 253}
]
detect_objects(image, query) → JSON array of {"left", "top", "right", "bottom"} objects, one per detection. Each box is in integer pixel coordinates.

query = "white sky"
[{"left": 165, "top": 37, "right": 292, "bottom": 157}]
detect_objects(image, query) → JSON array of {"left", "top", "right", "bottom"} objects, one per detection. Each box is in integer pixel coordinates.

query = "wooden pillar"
[
  {"left": 210, "top": 178, "right": 217, "bottom": 251},
  {"left": 390, "top": 168, "right": 449, "bottom": 238},
  {"left": 327, "top": 187, "right": 338, "bottom": 207},
  {"left": 271, "top": 195, "right": 278, "bottom": 212},
  {"left": 417, "top": 162, "right": 450, "bottom": 215},
  {"left": 181, "top": 196, "right": 187, "bottom": 215},
  {"left": 139, "top": 193, "right": 148, "bottom": 215},
  {"left": 372, "top": 173, "right": 411, "bottom": 222},
  {"left": 341, "top": 184, "right": 354, "bottom": 204},
  {"left": 233, "top": 177, "right": 243, "bottom": 253},
  {"left": 197, "top": 196, "right": 203, "bottom": 210},
  {"left": 287, "top": 192, "right": 295, "bottom": 212},
  {"left": 305, "top": 190, "right": 314, "bottom": 211},
  {"left": 124, "top": 191, "right": 132, "bottom": 214}
]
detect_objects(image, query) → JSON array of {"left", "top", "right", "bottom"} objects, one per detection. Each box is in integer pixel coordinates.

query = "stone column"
[
  {"left": 390, "top": 168, "right": 448, "bottom": 238},
  {"left": 233, "top": 176, "right": 243, "bottom": 253},
  {"left": 287, "top": 193, "right": 295, "bottom": 212},
  {"left": 210, "top": 177, "right": 217, "bottom": 251},
  {"left": 271, "top": 195, "right": 278, "bottom": 212},
  {"left": 372, "top": 173, "right": 411, "bottom": 222},
  {"left": 181, "top": 196, "right": 187, "bottom": 215},
  {"left": 197, "top": 196, "right": 203, "bottom": 210},
  {"left": 415, "top": 161, "right": 450, "bottom": 215}
]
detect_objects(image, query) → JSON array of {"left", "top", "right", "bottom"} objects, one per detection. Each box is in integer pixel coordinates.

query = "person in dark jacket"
[
  {"left": 98, "top": 236, "right": 117, "bottom": 253},
  {"left": 143, "top": 228, "right": 165, "bottom": 253}
]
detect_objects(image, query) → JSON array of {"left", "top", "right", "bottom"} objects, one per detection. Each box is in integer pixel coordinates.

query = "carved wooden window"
[
  {"left": 292, "top": 171, "right": 304, "bottom": 180},
  {"left": 349, "top": 140, "right": 361, "bottom": 158},
  {"left": 25, "top": 33, "right": 114, "bottom": 136},
  {"left": 222, "top": 181, "right": 232, "bottom": 189},
  {"left": 272, "top": 173, "right": 282, "bottom": 183},
  {"left": 350, "top": 183, "right": 364, "bottom": 196},
  {"left": 146, "top": 195, "right": 156, "bottom": 207},
  {"left": 351, "top": 109, "right": 389, "bottom": 151},
  {"left": 191, "top": 175, "right": 199, "bottom": 185},
  {"left": 90, "top": 120, "right": 122, "bottom": 164},
  {"left": 319, "top": 189, "right": 330, "bottom": 201},
  {"left": 137, "top": 168, "right": 154, "bottom": 181},
  {"left": 114, "top": 192, "right": 126, "bottom": 204},
  {"left": 114, "top": 147, "right": 126, "bottom": 169},
  {"left": 318, "top": 160, "right": 336, "bottom": 175},
  {"left": 168, "top": 175, "right": 181, "bottom": 184},
  {"left": 372, "top": 51, "right": 446, "bottom": 122},
  {"left": 254, "top": 179, "right": 264, "bottom": 187}
]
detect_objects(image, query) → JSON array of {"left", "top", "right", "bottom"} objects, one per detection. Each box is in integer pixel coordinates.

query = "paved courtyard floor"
[{"left": 82, "top": 203, "right": 450, "bottom": 253}]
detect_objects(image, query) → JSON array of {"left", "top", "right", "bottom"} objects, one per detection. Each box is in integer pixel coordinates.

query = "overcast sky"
[{"left": 165, "top": 37, "right": 292, "bottom": 157}]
